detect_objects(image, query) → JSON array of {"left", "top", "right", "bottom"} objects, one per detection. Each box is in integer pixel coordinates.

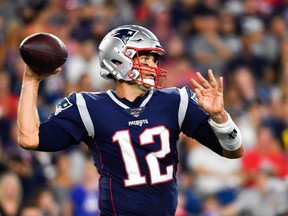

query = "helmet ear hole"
[
  {"left": 112, "top": 59, "right": 122, "bottom": 65},
  {"left": 129, "top": 69, "right": 140, "bottom": 79}
]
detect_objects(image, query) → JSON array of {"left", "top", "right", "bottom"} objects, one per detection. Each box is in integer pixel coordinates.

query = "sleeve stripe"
[
  {"left": 76, "top": 93, "right": 95, "bottom": 138},
  {"left": 178, "top": 87, "right": 189, "bottom": 129}
]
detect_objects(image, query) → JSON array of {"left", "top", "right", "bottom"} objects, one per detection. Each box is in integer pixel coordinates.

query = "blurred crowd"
[{"left": 0, "top": 0, "right": 288, "bottom": 215}]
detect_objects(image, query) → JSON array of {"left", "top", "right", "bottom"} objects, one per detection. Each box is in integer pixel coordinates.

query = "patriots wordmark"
[{"left": 128, "top": 119, "right": 149, "bottom": 127}]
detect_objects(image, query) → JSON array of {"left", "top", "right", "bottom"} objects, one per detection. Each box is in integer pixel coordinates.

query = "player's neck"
[{"left": 115, "top": 81, "right": 146, "bottom": 102}]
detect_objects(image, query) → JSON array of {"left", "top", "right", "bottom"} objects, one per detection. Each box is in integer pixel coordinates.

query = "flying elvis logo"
[
  {"left": 55, "top": 98, "right": 72, "bottom": 115},
  {"left": 111, "top": 29, "right": 138, "bottom": 44},
  {"left": 191, "top": 92, "right": 199, "bottom": 104}
]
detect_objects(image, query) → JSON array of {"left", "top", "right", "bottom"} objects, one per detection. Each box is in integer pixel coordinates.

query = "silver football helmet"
[{"left": 99, "top": 25, "right": 167, "bottom": 88}]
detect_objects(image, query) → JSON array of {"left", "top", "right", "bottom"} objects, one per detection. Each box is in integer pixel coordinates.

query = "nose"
[{"left": 147, "top": 58, "right": 157, "bottom": 67}]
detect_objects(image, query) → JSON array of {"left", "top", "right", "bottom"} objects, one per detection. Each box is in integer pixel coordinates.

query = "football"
[{"left": 19, "top": 32, "right": 68, "bottom": 76}]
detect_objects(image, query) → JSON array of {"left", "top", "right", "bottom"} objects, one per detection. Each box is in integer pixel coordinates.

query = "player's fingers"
[
  {"left": 218, "top": 76, "right": 224, "bottom": 93},
  {"left": 24, "top": 64, "right": 39, "bottom": 78},
  {"left": 208, "top": 69, "right": 217, "bottom": 88},
  {"left": 196, "top": 72, "right": 210, "bottom": 89},
  {"left": 191, "top": 78, "right": 205, "bottom": 91}
]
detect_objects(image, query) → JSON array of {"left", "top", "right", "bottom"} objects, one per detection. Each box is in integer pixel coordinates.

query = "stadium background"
[{"left": 0, "top": 0, "right": 287, "bottom": 215}]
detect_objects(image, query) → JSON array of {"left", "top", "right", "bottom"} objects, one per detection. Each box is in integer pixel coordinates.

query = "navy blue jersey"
[{"left": 38, "top": 87, "right": 222, "bottom": 216}]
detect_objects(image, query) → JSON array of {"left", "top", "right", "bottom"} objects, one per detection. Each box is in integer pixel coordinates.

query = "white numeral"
[{"left": 113, "top": 126, "right": 173, "bottom": 187}]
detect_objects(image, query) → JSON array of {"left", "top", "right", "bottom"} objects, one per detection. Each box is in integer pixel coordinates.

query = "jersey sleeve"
[
  {"left": 179, "top": 87, "right": 223, "bottom": 155},
  {"left": 38, "top": 92, "right": 88, "bottom": 150},
  {"left": 180, "top": 86, "right": 209, "bottom": 136},
  {"left": 37, "top": 120, "right": 79, "bottom": 152}
]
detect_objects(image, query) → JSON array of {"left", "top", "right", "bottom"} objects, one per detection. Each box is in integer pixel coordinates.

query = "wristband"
[{"left": 208, "top": 113, "right": 242, "bottom": 151}]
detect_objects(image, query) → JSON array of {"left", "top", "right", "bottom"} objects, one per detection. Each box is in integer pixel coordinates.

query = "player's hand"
[
  {"left": 24, "top": 64, "right": 61, "bottom": 81},
  {"left": 191, "top": 69, "right": 227, "bottom": 123}
]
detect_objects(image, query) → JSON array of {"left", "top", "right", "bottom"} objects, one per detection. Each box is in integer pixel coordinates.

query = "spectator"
[
  {"left": 187, "top": 141, "right": 242, "bottom": 206},
  {"left": 50, "top": 153, "right": 73, "bottom": 212},
  {"left": 218, "top": 9, "right": 242, "bottom": 55},
  {"left": 27, "top": 186, "right": 60, "bottom": 216},
  {"left": 0, "top": 171, "right": 22, "bottom": 216},
  {"left": 0, "top": 71, "right": 18, "bottom": 148},
  {"left": 225, "top": 19, "right": 272, "bottom": 81},
  {"left": 240, "top": 16, "right": 278, "bottom": 63},
  {"left": 64, "top": 160, "right": 100, "bottom": 216},
  {"left": 188, "top": 5, "right": 233, "bottom": 77},
  {"left": 241, "top": 124, "right": 288, "bottom": 185},
  {"left": 237, "top": 101, "right": 265, "bottom": 150},
  {"left": 65, "top": 38, "right": 113, "bottom": 91},
  {"left": 5, "top": 154, "right": 47, "bottom": 198},
  {"left": 20, "top": 204, "right": 43, "bottom": 216},
  {"left": 0, "top": 71, "right": 18, "bottom": 120}
]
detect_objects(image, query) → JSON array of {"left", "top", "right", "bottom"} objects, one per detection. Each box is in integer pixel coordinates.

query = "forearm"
[
  {"left": 208, "top": 112, "right": 243, "bottom": 158},
  {"left": 17, "top": 75, "right": 41, "bottom": 149}
]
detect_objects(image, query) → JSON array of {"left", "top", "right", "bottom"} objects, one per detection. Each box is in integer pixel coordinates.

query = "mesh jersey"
[{"left": 44, "top": 86, "right": 210, "bottom": 215}]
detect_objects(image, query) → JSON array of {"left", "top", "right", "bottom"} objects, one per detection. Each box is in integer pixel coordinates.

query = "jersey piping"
[
  {"left": 76, "top": 93, "right": 95, "bottom": 138},
  {"left": 178, "top": 87, "right": 189, "bottom": 129}
]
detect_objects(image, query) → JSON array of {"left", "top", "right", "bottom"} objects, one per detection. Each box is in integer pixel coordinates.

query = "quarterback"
[{"left": 17, "top": 25, "right": 243, "bottom": 215}]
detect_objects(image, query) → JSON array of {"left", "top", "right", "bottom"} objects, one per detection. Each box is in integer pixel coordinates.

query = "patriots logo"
[
  {"left": 191, "top": 92, "right": 199, "bottom": 104},
  {"left": 111, "top": 29, "right": 138, "bottom": 44},
  {"left": 55, "top": 98, "right": 72, "bottom": 115},
  {"left": 126, "top": 107, "right": 145, "bottom": 117}
]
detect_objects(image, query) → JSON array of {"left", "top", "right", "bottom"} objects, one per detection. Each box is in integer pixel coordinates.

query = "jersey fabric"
[{"left": 38, "top": 86, "right": 223, "bottom": 216}]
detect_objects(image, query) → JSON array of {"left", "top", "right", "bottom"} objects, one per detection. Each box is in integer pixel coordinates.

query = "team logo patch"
[
  {"left": 126, "top": 107, "right": 145, "bottom": 118},
  {"left": 191, "top": 92, "right": 199, "bottom": 104},
  {"left": 55, "top": 98, "right": 72, "bottom": 115},
  {"left": 111, "top": 29, "right": 138, "bottom": 44}
]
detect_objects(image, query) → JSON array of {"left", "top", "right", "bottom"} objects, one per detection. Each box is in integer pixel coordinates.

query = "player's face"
[{"left": 133, "top": 53, "right": 159, "bottom": 88}]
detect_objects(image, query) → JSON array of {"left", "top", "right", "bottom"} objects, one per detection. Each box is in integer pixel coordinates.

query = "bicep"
[{"left": 37, "top": 120, "right": 79, "bottom": 152}]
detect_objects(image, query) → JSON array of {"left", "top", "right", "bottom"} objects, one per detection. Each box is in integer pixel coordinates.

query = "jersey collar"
[{"left": 107, "top": 89, "right": 154, "bottom": 109}]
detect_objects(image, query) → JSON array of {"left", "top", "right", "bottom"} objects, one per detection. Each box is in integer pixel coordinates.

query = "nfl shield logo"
[{"left": 126, "top": 107, "right": 145, "bottom": 117}]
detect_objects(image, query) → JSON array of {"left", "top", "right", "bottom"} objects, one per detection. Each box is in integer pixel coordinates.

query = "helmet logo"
[{"left": 111, "top": 29, "right": 137, "bottom": 45}]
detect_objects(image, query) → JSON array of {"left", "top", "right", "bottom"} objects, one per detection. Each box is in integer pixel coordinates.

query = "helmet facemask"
[{"left": 124, "top": 47, "right": 167, "bottom": 89}]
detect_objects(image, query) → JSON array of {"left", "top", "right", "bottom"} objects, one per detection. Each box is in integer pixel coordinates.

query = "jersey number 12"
[{"left": 113, "top": 125, "right": 173, "bottom": 187}]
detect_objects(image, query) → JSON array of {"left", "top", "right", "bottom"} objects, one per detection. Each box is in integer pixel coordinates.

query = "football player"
[{"left": 17, "top": 25, "right": 243, "bottom": 215}]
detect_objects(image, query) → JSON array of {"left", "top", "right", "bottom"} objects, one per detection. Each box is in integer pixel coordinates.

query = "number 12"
[{"left": 113, "top": 126, "right": 173, "bottom": 187}]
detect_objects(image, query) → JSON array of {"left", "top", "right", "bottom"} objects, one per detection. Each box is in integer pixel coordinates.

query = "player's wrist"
[
  {"left": 24, "top": 67, "right": 43, "bottom": 82},
  {"left": 210, "top": 110, "right": 228, "bottom": 124},
  {"left": 23, "top": 74, "right": 41, "bottom": 84},
  {"left": 208, "top": 113, "right": 242, "bottom": 151}
]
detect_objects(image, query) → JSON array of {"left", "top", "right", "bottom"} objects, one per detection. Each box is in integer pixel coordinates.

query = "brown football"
[{"left": 19, "top": 32, "right": 68, "bottom": 76}]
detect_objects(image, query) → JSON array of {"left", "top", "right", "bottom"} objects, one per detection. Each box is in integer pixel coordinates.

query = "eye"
[
  {"left": 151, "top": 54, "right": 159, "bottom": 64},
  {"left": 139, "top": 56, "right": 148, "bottom": 61}
]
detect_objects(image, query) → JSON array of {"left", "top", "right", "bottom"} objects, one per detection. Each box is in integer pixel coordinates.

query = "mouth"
[{"left": 144, "top": 73, "right": 156, "bottom": 80}]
